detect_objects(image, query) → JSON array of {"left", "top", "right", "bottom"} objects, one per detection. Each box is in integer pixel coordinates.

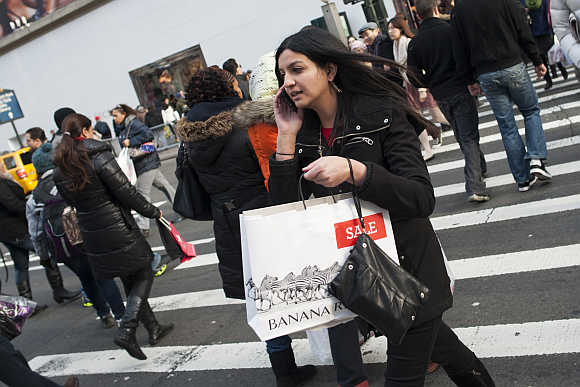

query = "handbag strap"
[{"left": 347, "top": 158, "right": 366, "bottom": 232}]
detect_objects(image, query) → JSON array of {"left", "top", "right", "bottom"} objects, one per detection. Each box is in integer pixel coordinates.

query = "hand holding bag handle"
[{"left": 328, "top": 158, "right": 431, "bottom": 345}]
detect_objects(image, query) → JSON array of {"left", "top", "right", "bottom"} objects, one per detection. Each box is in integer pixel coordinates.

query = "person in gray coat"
[{"left": 551, "top": 0, "right": 580, "bottom": 79}]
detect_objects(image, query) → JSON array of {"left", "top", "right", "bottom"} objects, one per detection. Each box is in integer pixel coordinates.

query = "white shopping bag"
[
  {"left": 306, "top": 328, "right": 333, "bottom": 363},
  {"left": 240, "top": 194, "right": 399, "bottom": 341},
  {"left": 116, "top": 147, "right": 137, "bottom": 185}
]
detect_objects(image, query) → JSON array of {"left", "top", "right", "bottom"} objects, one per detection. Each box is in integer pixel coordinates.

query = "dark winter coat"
[
  {"left": 176, "top": 97, "right": 270, "bottom": 299},
  {"left": 0, "top": 177, "right": 28, "bottom": 242},
  {"left": 117, "top": 115, "right": 161, "bottom": 176},
  {"left": 452, "top": 0, "right": 542, "bottom": 80},
  {"left": 407, "top": 17, "right": 471, "bottom": 100},
  {"left": 53, "top": 139, "right": 160, "bottom": 280},
  {"left": 268, "top": 93, "right": 453, "bottom": 325}
]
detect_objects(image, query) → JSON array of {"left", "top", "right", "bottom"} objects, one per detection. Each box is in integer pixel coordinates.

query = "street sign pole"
[{"left": 9, "top": 112, "right": 24, "bottom": 148}]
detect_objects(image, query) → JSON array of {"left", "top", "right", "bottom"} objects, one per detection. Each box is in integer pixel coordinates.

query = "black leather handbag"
[
  {"left": 328, "top": 159, "right": 430, "bottom": 345},
  {"left": 173, "top": 145, "right": 212, "bottom": 221}
]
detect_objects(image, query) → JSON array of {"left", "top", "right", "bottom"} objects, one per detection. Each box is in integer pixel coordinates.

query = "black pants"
[
  {"left": 385, "top": 317, "right": 478, "bottom": 387},
  {"left": 0, "top": 335, "right": 61, "bottom": 387},
  {"left": 2, "top": 238, "right": 35, "bottom": 286},
  {"left": 119, "top": 265, "right": 154, "bottom": 327}
]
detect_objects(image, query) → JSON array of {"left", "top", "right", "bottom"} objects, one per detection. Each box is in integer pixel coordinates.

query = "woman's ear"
[{"left": 326, "top": 63, "right": 338, "bottom": 82}]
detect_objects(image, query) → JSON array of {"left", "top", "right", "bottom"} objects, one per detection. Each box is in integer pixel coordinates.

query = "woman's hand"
[
  {"left": 418, "top": 89, "right": 427, "bottom": 103},
  {"left": 122, "top": 139, "right": 130, "bottom": 147},
  {"left": 158, "top": 210, "right": 163, "bottom": 219},
  {"left": 303, "top": 157, "right": 367, "bottom": 188},
  {"left": 274, "top": 88, "right": 303, "bottom": 138}
]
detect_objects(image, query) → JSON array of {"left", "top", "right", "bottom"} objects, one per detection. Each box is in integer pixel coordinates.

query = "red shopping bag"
[{"left": 156, "top": 217, "right": 196, "bottom": 263}]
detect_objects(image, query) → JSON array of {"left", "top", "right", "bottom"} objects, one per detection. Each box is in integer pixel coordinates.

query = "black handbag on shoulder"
[
  {"left": 328, "top": 159, "right": 430, "bottom": 345},
  {"left": 173, "top": 145, "right": 212, "bottom": 221}
]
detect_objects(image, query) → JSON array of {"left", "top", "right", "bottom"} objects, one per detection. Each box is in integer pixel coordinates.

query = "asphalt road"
[{"left": 3, "top": 67, "right": 580, "bottom": 387}]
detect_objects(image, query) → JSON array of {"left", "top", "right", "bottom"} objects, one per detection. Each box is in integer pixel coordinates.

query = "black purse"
[
  {"left": 173, "top": 145, "right": 212, "bottom": 221},
  {"left": 328, "top": 159, "right": 430, "bottom": 345}
]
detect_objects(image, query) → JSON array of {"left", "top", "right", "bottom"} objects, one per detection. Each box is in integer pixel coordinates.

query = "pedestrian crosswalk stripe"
[
  {"left": 175, "top": 253, "right": 218, "bottom": 270},
  {"left": 149, "top": 288, "right": 244, "bottom": 311},
  {"left": 428, "top": 135, "right": 580, "bottom": 174},
  {"left": 434, "top": 160, "right": 580, "bottom": 197},
  {"left": 150, "top": 237, "right": 215, "bottom": 252},
  {"left": 440, "top": 101, "right": 580, "bottom": 139},
  {"left": 28, "top": 317, "right": 580, "bottom": 376},
  {"left": 431, "top": 115, "right": 580, "bottom": 155},
  {"left": 452, "top": 244, "right": 580, "bottom": 279},
  {"left": 432, "top": 194, "right": 580, "bottom": 230}
]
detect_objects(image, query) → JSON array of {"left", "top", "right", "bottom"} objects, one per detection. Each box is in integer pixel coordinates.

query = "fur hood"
[
  {"left": 176, "top": 98, "right": 276, "bottom": 143},
  {"left": 176, "top": 110, "right": 233, "bottom": 143},
  {"left": 231, "top": 98, "right": 276, "bottom": 130}
]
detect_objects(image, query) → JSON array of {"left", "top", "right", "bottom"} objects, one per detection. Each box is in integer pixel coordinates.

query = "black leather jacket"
[
  {"left": 268, "top": 93, "right": 452, "bottom": 324},
  {"left": 54, "top": 139, "right": 160, "bottom": 279}
]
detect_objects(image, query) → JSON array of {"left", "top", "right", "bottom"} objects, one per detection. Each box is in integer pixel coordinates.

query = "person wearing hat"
[
  {"left": 358, "top": 21, "right": 395, "bottom": 63},
  {"left": 94, "top": 116, "right": 112, "bottom": 139},
  {"left": 51, "top": 107, "right": 76, "bottom": 149}
]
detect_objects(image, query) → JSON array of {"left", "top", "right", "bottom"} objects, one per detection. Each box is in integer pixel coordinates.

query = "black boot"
[
  {"left": 269, "top": 349, "right": 317, "bottom": 387},
  {"left": 114, "top": 296, "right": 147, "bottom": 360},
  {"left": 17, "top": 279, "right": 48, "bottom": 316},
  {"left": 45, "top": 262, "right": 81, "bottom": 304},
  {"left": 558, "top": 63, "right": 569, "bottom": 80},
  {"left": 448, "top": 357, "right": 495, "bottom": 387},
  {"left": 544, "top": 72, "right": 553, "bottom": 90},
  {"left": 550, "top": 64, "right": 558, "bottom": 79},
  {"left": 139, "top": 300, "right": 174, "bottom": 346}
]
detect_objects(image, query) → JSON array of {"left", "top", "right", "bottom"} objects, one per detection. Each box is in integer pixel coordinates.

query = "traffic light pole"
[{"left": 322, "top": 2, "right": 348, "bottom": 45}]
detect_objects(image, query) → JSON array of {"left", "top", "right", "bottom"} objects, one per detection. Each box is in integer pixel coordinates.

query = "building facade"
[{"left": 0, "top": 0, "right": 395, "bottom": 150}]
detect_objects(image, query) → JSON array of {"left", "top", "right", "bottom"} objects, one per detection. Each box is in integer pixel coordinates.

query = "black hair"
[
  {"left": 274, "top": 27, "right": 428, "bottom": 136},
  {"left": 54, "top": 114, "right": 92, "bottom": 191},
  {"left": 185, "top": 67, "right": 238, "bottom": 106},
  {"left": 415, "top": 0, "right": 438, "bottom": 19},
  {"left": 110, "top": 103, "right": 137, "bottom": 117},
  {"left": 25, "top": 127, "right": 46, "bottom": 142},
  {"left": 222, "top": 58, "right": 238, "bottom": 76}
]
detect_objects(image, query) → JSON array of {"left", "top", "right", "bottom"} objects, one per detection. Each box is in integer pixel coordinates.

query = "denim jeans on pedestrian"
[
  {"left": 437, "top": 92, "right": 487, "bottom": 196},
  {"left": 478, "top": 62, "right": 548, "bottom": 184},
  {"left": 3, "top": 238, "right": 35, "bottom": 285},
  {"left": 61, "top": 253, "right": 125, "bottom": 319}
]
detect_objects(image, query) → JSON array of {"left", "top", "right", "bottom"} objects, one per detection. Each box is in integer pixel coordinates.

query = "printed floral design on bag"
[{"left": 246, "top": 262, "right": 341, "bottom": 311}]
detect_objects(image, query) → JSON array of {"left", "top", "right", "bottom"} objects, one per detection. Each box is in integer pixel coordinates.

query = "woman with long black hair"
[
  {"left": 270, "top": 27, "right": 495, "bottom": 387},
  {"left": 53, "top": 113, "right": 173, "bottom": 360}
]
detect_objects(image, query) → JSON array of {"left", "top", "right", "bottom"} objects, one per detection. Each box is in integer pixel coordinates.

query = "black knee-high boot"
[
  {"left": 139, "top": 300, "right": 174, "bottom": 346},
  {"left": 114, "top": 295, "right": 147, "bottom": 360},
  {"left": 44, "top": 261, "right": 81, "bottom": 304},
  {"left": 268, "top": 348, "right": 317, "bottom": 387}
]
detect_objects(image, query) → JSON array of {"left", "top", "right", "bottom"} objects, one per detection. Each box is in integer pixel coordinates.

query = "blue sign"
[{"left": 0, "top": 89, "right": 24, "bottom": 125}]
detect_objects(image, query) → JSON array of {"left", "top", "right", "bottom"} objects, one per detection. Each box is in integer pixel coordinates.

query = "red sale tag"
[{"left": 334, "top": 213, "right": 387, "bottom": 249}]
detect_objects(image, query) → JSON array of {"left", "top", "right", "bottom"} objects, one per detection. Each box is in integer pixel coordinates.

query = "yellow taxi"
[{"left": 0, "top": 147, "right": 38, "bottom": 194}]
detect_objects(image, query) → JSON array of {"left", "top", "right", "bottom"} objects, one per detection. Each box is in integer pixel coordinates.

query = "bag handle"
[
  {"left": 298, "top": 173, "right": 337, "bottom": 210},
  {"left": 158, "top": 216, "right": 171, "bottom": 230},
  {"left": 347, "top": 158, "right": 366, "bottom": 233}
]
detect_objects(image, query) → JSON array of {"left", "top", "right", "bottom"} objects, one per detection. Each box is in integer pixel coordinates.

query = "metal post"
[
  {"left": 322, "top": 2, "right": 348, "bottom": 46},
  {"left": 10, "top": 119, "right": 23, "bottom": 148}
]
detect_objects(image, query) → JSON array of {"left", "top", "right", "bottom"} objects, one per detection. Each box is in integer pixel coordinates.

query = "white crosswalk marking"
[
  {"left": 28, "top": 318, "right": 580, "bottom": 376},
  {"left": 22, "top": 66, "right": 580, "bottom": 385}
]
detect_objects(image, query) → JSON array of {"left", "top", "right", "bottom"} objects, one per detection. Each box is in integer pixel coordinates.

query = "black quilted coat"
[
  {"left": 175, "top": 97, "right": 270, "bottom": 299},
  {"left": 54, "top": 139, "right": 161, "bottom": 279}
]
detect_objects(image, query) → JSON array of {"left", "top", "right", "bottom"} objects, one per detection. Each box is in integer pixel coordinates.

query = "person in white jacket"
[{"left": 551, "top": 0, "right": 580, "bottom": 75}]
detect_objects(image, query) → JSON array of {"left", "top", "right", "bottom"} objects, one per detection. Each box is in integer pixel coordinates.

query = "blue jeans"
[
  {"left": 3, "top": 238, "right": 35, "bottom": 286},
  {"left": 478, "top": 62, "right": 548, "bottom": 184},
  {"left": 62, "top": 253, "right": 125, "bottom": 319},
  {"left": 437, "top": 93, "right": 487, "bottom": 195}
]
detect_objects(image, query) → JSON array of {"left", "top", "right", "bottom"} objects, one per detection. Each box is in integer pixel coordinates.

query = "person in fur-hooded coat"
[{"left": 175, "top": 67, "right": 275, "bottom": 300}]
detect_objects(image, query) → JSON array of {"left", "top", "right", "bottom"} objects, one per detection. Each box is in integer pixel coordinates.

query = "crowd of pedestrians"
[{"left": 2, "top": 0, "right": 580, "bottom": 386}]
